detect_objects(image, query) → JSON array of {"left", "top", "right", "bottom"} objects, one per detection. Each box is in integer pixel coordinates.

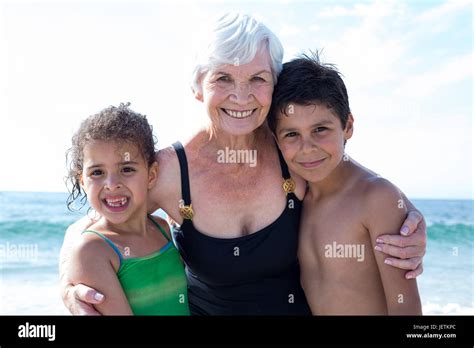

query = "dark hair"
[
  {"left": 65, "top": 103, "right": 157, "bottom": 211},
  {"left": 268, "top": 51, "right": 350, "bottom": 133}
]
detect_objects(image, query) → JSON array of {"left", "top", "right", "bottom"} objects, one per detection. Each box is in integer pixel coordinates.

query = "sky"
[{"left": 0, "top": 0, "right": 472, "bottom": 199}]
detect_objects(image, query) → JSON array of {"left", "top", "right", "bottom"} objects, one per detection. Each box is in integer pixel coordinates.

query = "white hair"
[{"left": 191, "top": 12, "right": 284, "bottom": 93}]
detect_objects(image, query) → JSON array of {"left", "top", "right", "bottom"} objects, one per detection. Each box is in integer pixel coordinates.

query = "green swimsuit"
[{"left": 82, "top": 216, "right": 190, "bottom": 315}]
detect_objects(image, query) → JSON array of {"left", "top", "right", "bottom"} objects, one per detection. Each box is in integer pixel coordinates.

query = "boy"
[{"left": 268, "top": 53, "right": 422, "bottom": 315}]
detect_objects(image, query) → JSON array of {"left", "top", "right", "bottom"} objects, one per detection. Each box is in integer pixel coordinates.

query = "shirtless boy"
[{"left": 268, "top": 53, "right": 422, "bottom": 315}]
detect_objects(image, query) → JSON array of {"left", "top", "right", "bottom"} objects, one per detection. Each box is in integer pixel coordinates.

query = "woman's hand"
[
  {"left": 62, "top": 283, "right": 104, "bottom": 315},
  {"left": 374, "top": 210, "right": 427, "bottom": 279}
]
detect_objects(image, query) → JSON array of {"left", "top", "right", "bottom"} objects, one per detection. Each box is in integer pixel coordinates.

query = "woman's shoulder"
[
  {"left": 157, "top": 145, "right": 179, "bottom": 168},
  {"left": 151, "top": 146, "right": 182, "bottom": 210},
  {"left": 148, "top": 214, "right": 172, "bottom": 239},
  {"left": 159, "top": 129, "right": 207, "bottom": 155},
  {"left": 156, "top": 132, "right": 205, "bottom": 174}
]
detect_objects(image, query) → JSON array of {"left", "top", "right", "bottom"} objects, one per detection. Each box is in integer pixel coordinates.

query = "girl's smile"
[
  {"left": 81, "top": 140, "right": 157, "bottom": 228},
  {"left": 102, "top": 195, "right": 130, "bottom": 213}
]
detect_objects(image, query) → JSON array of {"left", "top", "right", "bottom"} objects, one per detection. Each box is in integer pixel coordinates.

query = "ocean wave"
[
  {"left": 426, "top": 219, "right": 473, "bottom": 227},
  {"left": 0, "top": 219, "right": 73, "bottom": 239},
  {"left": 426, "top": 223, "right": 473, "bottom": 241}
]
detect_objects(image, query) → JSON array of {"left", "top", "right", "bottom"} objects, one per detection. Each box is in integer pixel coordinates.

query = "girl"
[{"left": 65, "top": 103, "right": 189, "bottom": 315}]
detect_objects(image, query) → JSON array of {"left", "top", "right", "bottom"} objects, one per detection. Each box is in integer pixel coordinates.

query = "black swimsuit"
[{"left": 171, "top": 141, "right": 311, "bottom": 315}]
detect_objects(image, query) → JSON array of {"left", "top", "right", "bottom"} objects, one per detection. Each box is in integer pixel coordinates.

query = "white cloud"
[
  {"left": 318, "top": 5, "right": 354, "bottom": 17},
  {"left": 0, "top": 1, "right": 210, "bottom": 192},
  {"left": 313, "top": 1, "right": 473, "bottom": 199},
  {"left": 320, "top": 2, "right": 408, "bottom": 89},
  {"left": 278, "top": 24, "right": 301, "bottom": 37},
  {"left": 395, "top": 53, "right": 474, "bottom": 98},
  {"left": 414, "top": 0, "right": 472, "bottom": 35},
  {"left": 348, "top": 107, "right": 473, "bottom": 199},
  {"left": 317, "top": 0, "right": 471, "bottom": 95},
  {"left": 317, "top": 0, "right": 403, "bottom": 19},
  {"left": 416, "top": 0, "right": 472, "bottom": 22}
]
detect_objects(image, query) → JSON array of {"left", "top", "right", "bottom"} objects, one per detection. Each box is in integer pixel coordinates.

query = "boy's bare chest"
[{"left": 299, "top": 197, "right": 369, "bottom": 258}]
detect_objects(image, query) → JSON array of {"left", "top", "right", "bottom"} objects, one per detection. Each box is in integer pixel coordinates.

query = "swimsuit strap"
[
  {"left": 275, "top": 143, "right": 297, "bottom": 196},
  {"left": 81, "top": 230, "right": 123, "bottom": 267},
  {"left": 172, "top": 141, "right": 194, "bottom": 220},
  {"left": 172, "top": 141, "right": 192, "bottom": 205},
  {"left": 147, "top": 214, "right": 171, "bottom": 242}
]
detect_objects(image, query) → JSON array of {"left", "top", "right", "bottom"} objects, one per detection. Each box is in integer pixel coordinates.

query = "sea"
[{"left": 0, "top": 191, "right": 472, "bottom": 315}]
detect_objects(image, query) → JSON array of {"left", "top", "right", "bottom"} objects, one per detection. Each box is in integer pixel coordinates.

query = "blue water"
[{"left": 0, "top": 192, "right": 472, "bottom": 314}]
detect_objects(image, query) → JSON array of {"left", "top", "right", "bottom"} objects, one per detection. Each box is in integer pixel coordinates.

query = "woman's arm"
[
  {"left": 66, "top": 235, "right": 133, "bottom": 315},
  {"left": 366, "top": 179, "right": 422, "bottom": 315}
]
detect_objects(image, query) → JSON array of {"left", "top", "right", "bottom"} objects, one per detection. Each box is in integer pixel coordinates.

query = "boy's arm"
[
  {"left": 376, "top": 192, "right": 427, "bottom": 279},
  {"left": 365, "top": 179, "right": 422, "bottom": 315},
  {"left": 67, "top": 236, "right": 133, "bottom": 315}
]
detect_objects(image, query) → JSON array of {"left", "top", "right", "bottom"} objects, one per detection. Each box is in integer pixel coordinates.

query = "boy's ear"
[
  {"left": 148, "top": 161, "right": 159, "bottom": 189},
  {"left": 344, "top": 113, "right": 354, "bottom": 141}
]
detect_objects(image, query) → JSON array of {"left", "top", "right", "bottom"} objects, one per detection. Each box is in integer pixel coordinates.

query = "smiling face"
[
  {"left": 80, "top": 140, "right": 157, "bottom": 225},
  {"left": 275, "top": 103, "right": 354, "bottom": 183},
  {"left": 196, "top": 48, "right": 275, "bottom": 136}
]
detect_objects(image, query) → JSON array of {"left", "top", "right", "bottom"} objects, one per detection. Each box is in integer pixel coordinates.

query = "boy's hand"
[
  {"left": 374, "top": 210, "right": 426, "bottom": 280},
  {"left": 63, "top": 283, "right": 104, "bottom": 315}
]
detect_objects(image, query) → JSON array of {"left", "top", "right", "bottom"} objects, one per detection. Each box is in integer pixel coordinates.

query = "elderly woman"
[{"left": 60, "top": 13, "right": 426, "bottom": 315}]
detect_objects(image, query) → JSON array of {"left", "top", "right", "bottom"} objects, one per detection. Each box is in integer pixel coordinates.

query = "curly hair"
[{"left": 66, "top": 103, "right": 157, "bottom": 211}]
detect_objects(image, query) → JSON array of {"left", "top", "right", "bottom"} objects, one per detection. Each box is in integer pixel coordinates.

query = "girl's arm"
[
  {"left": 67, "top": 235, "right": 133, "bottom": 315},
  {"left": 365, "top": 178, "right": 422, "bottom": 315},
  {"left": 59, "top": 216, "right": 104, "bottom": 315}
]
